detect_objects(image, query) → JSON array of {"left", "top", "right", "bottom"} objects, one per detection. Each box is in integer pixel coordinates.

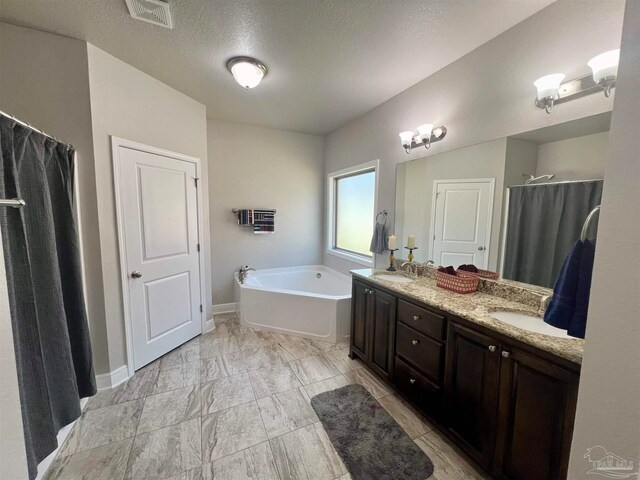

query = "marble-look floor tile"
[
  {"left": 44, "top": 438, "right": 133, "bottom": 480},
  {"left": 237, "top": 330, "right": 276, "bottom": 350},
  {"left": 378, "top": 394, "right": 433, "bottom": 439},
  {"left": 126, "top": 418, "right": 201, "bottom": 479},
  {"left": 269, "top": 422, "right": 346, "bottom": 480},
  {"left": 272, "top": 334, "right": 324, "bottom": 359},
  {"left": 201, "top": 373, "right": 256, "bottom": 414},
  {"left": 87, "top": 368, "right": 159, "bottom": 411},
  {"left": 166, "top": 467, "right": 203, "bottom": 480},
  {"left": 301, "top": 375, "right": 350, "bottom": 402},
  {"left": 201, "top": 401, "right": 267, "bottom": 462},
  {"left": 248, "top": 363, "right": 302, "bottom": 399},
  {"left": 137, "top": 384, "right": 201, "bottom": 434},
  {"left": 149, "top": 361, "right": 199, "bottom": 395},
  {"left": 310, "top": 339, "right": 344, "bottom": 353},
  {"left": 204, "top": 321, "right": 233, "bottom": 339},
  {"left": 257, "top": 388, "right": 319, "bottom": 438},
  {"left": 200, "top": 335, "right": 240, "bottom": 359},
  {"left": 322, "top": 349, "right": 365, "bottom": 374},
  {"left": 202, "top": 441, "right": 280, "bottom": 480},
  {"left": 415, "top": 430, "right": 488, "bottom": 480},
  {"left": 160, "top": 337, "right": 200, "bottom": 369},
  {"left": 200, "top": 352, "right": 247, "bottom": 383},
  {"left": 343, "top": 368, "right": 391, "bottom": 399},
  {"left": 243, "top": 344, "right": 295, "bottom": 371},
  {"left": 289, "top": 355, "right": 341, "bottom": 385},
  {"left": 60, "top": 400, "right": 143, "bottom": 456}
]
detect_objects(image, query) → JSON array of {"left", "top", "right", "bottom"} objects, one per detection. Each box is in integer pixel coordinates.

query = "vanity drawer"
[
  {"left": 398, "top": 299, "right": 446, "bottom": 340},
  {"left": 396, "top": 322, "right": 444, "bottom": 384},
  {"left": 394, "top": 356, "right": 442, "bottom": 418}
]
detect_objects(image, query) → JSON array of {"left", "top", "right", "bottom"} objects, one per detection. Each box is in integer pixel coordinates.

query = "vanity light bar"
[{"left": 399, "top": 126, "right": 447, "bottom": 154}]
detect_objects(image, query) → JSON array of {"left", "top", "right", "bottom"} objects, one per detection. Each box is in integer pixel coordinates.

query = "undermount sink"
[
  {"left": 491, "top": 311, "right": 569, "bottom": 338},
  {"left": 374, "top": 274, "right": 414, "bottom": 284}
]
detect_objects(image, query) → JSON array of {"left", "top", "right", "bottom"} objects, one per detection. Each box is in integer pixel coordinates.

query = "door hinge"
[
  {"left": 200, "top": 304, "right": 203, "bottom": 313},
  {"left": 194, "top": 177, "right": 199, "bottom": 187},
  {"left": 197, "top": 243, "right": 200, "bottom": 252}
]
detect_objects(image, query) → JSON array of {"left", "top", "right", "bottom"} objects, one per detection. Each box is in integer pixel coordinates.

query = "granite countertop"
[{"left": 351, "top": 269, "right": 584, "bottom": 365}]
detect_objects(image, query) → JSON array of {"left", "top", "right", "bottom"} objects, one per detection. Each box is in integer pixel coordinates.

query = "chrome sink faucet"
[{"left": 238, "top": 265, "right": 255, "bottom": 284}]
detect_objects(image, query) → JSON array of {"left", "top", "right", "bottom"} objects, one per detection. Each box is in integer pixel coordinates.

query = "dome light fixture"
[{"left": 226, "top": 56, "right": 268, "bottom": 89}]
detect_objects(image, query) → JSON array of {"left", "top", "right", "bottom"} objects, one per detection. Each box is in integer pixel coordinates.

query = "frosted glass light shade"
[
  {"left": 227, "top": 57, "right": 267, "bottom": 88},
  {"left": 432, "top": 127, "right": 443, "bottom": 138},
  {"left": 534, "top": 73, "right": 565, "bottom": 100},
  {"left": 399, "top": 131, "right": 414, "bottom": 146},
  {"left": 417, "top": 124, "right": 434, "bottom": 142},
  {"left": 588, "top": 49, "right": 620, "bottom": 83}
]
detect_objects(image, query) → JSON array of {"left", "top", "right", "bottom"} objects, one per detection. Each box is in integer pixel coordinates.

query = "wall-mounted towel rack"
[
  {"left": 0, "top": 198, "right": 26, "bottom": 208},
  {"left": 232, "top": 208, "right": 276, "bottom": 214},
  {"left": 580, "top": 205, "right": 601, "bottom": 242}
]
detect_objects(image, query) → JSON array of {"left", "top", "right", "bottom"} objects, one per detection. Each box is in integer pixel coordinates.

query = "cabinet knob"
[
  {"left": 364, "top": 288, "right": 369, "bottom": 293},
  {"left": 413, "top": 315, "right": 421, "bottom": 321},
  {"left": 412, "top": 340, "right": 420, "bottom": 346},
  {"left": 488, "top": 345, "right": 496, "bottom": 352},
  {"left": 369, "top": 290, "right": 374, "bottom": 295},
  {"left": 409, "top": 378, "right": 416, "bottom": 384},
  {"left": 501, "top": 350, "right": 511, "bottom": 358}
]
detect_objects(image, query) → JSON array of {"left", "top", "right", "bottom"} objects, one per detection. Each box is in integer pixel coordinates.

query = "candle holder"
[
  {"left": 405, "top": 246, "right": 418, "bottom": 262},
  {"left": 387, "top": 249, "right": 399, "bottom": 271}
]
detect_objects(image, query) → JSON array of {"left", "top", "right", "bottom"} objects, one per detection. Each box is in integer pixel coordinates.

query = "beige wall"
[
  {"left": 0, "top": 23, "right": 110, "bottom": 374},
  {"left": 86, "top": 44, "right": 211, "bottom": 372},
  {"left": 536, "top": 131, "right": 609, "bottom": 182},
  {"left": 207, "top": 120, "right": 325, "bottom": 305},
  {"left": 569, "top": 0, "right": 640, "bottom": 475},
  {"left": 324, "top": 0, "right": 624, "bottom": 275}
]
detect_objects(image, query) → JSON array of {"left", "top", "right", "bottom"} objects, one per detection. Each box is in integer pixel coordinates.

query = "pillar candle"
[
  {"left": 407, "top": 235, "right": 416, "bottom": 249},
  {"left": 388, "top": 235, "right": 397, "bottom": 250}
]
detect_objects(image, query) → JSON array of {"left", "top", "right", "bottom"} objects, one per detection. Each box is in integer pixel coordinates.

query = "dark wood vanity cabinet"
[
  {"left": 350, "top": 281, "right": 396, "bottom": 380},
  {"left": 350, "top": 276, "right": 580, "bottom": 480}
]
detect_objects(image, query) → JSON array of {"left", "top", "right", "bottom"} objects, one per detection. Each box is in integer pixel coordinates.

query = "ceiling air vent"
[{"left": 125, "top": 0, "right": 173, "bottom": 29}]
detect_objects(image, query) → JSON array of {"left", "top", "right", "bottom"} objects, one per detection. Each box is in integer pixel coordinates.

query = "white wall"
[
  {"left": 207, "top": 120, "right": 325, "bottom": 305},
  {"left": 0, "top": 22, "right": 110, "bottom": 374},
  {"left": 536, "top": 131, "right": 609, "bottom": 182},
  {"left": 323, "top": 0, "right": 623, "bottom": 275},
  {"left": 569, "top": 0, "right": 640, "bottom": 475},
  {"left": 86, "top": 45, "right": 211, "bottom": 372}
]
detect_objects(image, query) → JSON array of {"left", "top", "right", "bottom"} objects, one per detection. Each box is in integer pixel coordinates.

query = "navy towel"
[{"left": 544, "top": 240, "right": 595, "bottom": 339}]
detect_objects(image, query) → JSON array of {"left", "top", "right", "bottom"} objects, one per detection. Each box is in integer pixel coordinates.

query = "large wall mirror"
[{"left": 394, "top": 111, "right": 610, "bottom": 289}]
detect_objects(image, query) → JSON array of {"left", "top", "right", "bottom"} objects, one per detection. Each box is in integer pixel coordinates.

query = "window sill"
[{"left": 326, "top": 248, "right": 373, "bottom": 267}]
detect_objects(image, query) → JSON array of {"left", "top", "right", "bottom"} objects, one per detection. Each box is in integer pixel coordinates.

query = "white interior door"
[
  {"left": 115, "top": 141, "right": 202, "bottom": 370},
  {"left": 430, "top": 179, "right": 494, "bottom": 269}
]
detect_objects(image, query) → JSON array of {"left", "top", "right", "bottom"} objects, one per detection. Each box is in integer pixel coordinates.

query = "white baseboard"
[
  {"left": 212, "top": 302, "right": 237, "bottom": 315},
  {"left": 205, "top": 318, "right": 215, "bottom": 333},
  {"left": 95, "top": 365, "right": 130, "bottom": 391}
]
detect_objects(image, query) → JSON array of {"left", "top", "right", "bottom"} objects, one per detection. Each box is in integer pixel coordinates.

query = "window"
[{"left": 327, "top": 160, "right": 378, "bottom": 266}]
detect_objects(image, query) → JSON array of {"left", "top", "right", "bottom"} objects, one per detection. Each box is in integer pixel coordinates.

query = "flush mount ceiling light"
[
  {"left": 399, "top": 124, "right": 447, "bottom": 154},
  {"left": 226, "top": 57, "right": 268, "bottom": 89},
  {"left": 534, "top": 49, "right": 619, "bottom": 114}
]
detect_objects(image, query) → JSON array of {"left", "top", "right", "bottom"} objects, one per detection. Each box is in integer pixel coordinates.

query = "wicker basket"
[
  {"left": 456, "top": 268, "right": 500, "bottom": 280},
  {"left": 436, "top": 270, "right": 479, "bottom": 294}
]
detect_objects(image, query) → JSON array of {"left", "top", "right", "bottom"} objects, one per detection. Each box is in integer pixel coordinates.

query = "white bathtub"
[{"left": 234, "top": 265, "right": 352, "bottom": 343}]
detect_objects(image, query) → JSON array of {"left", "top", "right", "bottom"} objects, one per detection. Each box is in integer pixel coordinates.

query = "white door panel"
[
  {"left": 431, "top": 180, "right": 494, "bottom": 269},
  {"left": 117, "top": 145, "right": 202, "bottom": 370}
]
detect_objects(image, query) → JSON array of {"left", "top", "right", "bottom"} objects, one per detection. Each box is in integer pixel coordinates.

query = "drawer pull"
[
  {"left": 409, "top": 378, "right": 416, "bottom": 384},
  {"left": 412, "top": 339, "right": 420, "bottom": 346},
  {"left": 369, "top": 290, "right": 374, "bottom": 296},
  {"left": 488, "top": 345, "right": 496, "bottom": 352},
  {"left": 501, "top": 350, "right": 511, "bottom": 358},
  {"left": 364, "top": 288, "right": 369, "bottom": 293},
  {"left": 413, "top": 315, "right": 421, "bottom": 321}
]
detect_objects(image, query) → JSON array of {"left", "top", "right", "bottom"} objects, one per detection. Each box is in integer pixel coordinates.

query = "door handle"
[
  {"left": 131, "top": 271, "right": 143, "bottom": 279},
  {"left": 478, "top": 246, "right": 485, "bottom": 251}
]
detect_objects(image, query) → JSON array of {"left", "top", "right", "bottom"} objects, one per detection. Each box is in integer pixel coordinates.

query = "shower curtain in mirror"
[
  {"left": 0, "top": 115, "right": 96, "bottom": 479},
  {"left": 503, "top": 180, "right": 603, "bottom": 288}
]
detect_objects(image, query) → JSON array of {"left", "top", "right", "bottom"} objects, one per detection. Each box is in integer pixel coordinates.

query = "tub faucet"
[{"left": 238, "top": 266, "right": 255, "bottom": 284}]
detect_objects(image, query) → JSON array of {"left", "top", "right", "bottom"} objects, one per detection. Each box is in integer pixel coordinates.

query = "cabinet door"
[
  {"left": 493, "top": 347, "right": 578, "bottom": 480},
  {"left": 350, "top": 281, "right": 369, "bottom": 359},
  {"left": 368, "top": 288, "right": 397, "bottom": 380},
  {"left": 444, "top": 323, "right": 501, "bottom": 469}
]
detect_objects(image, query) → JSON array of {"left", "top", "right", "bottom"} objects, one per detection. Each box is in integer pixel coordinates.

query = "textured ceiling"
[{"left": 0, "top": 0, "right": 555, "bottom": 134}]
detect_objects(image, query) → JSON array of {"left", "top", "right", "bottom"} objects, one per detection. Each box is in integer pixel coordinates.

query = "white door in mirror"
[{"left": 430, "top": 179, "right": 494, "bottom": 269}]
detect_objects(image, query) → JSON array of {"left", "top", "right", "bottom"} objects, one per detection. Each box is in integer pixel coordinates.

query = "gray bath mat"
[{"left": 310, "top": 384, "right": 434, "bottom": 480}]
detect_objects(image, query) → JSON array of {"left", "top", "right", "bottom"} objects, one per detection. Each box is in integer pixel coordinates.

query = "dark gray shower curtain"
[
  {"left": 503, "top": 180, "right": 603, "bottom": 288},
  {"left": 0, "top": 115, "right": 96, "bottom": 479}
]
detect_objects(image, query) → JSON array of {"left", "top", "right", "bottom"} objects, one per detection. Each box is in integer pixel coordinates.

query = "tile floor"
[{"left": 46, "top": 313, "right": 488, "bottom": 480}]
